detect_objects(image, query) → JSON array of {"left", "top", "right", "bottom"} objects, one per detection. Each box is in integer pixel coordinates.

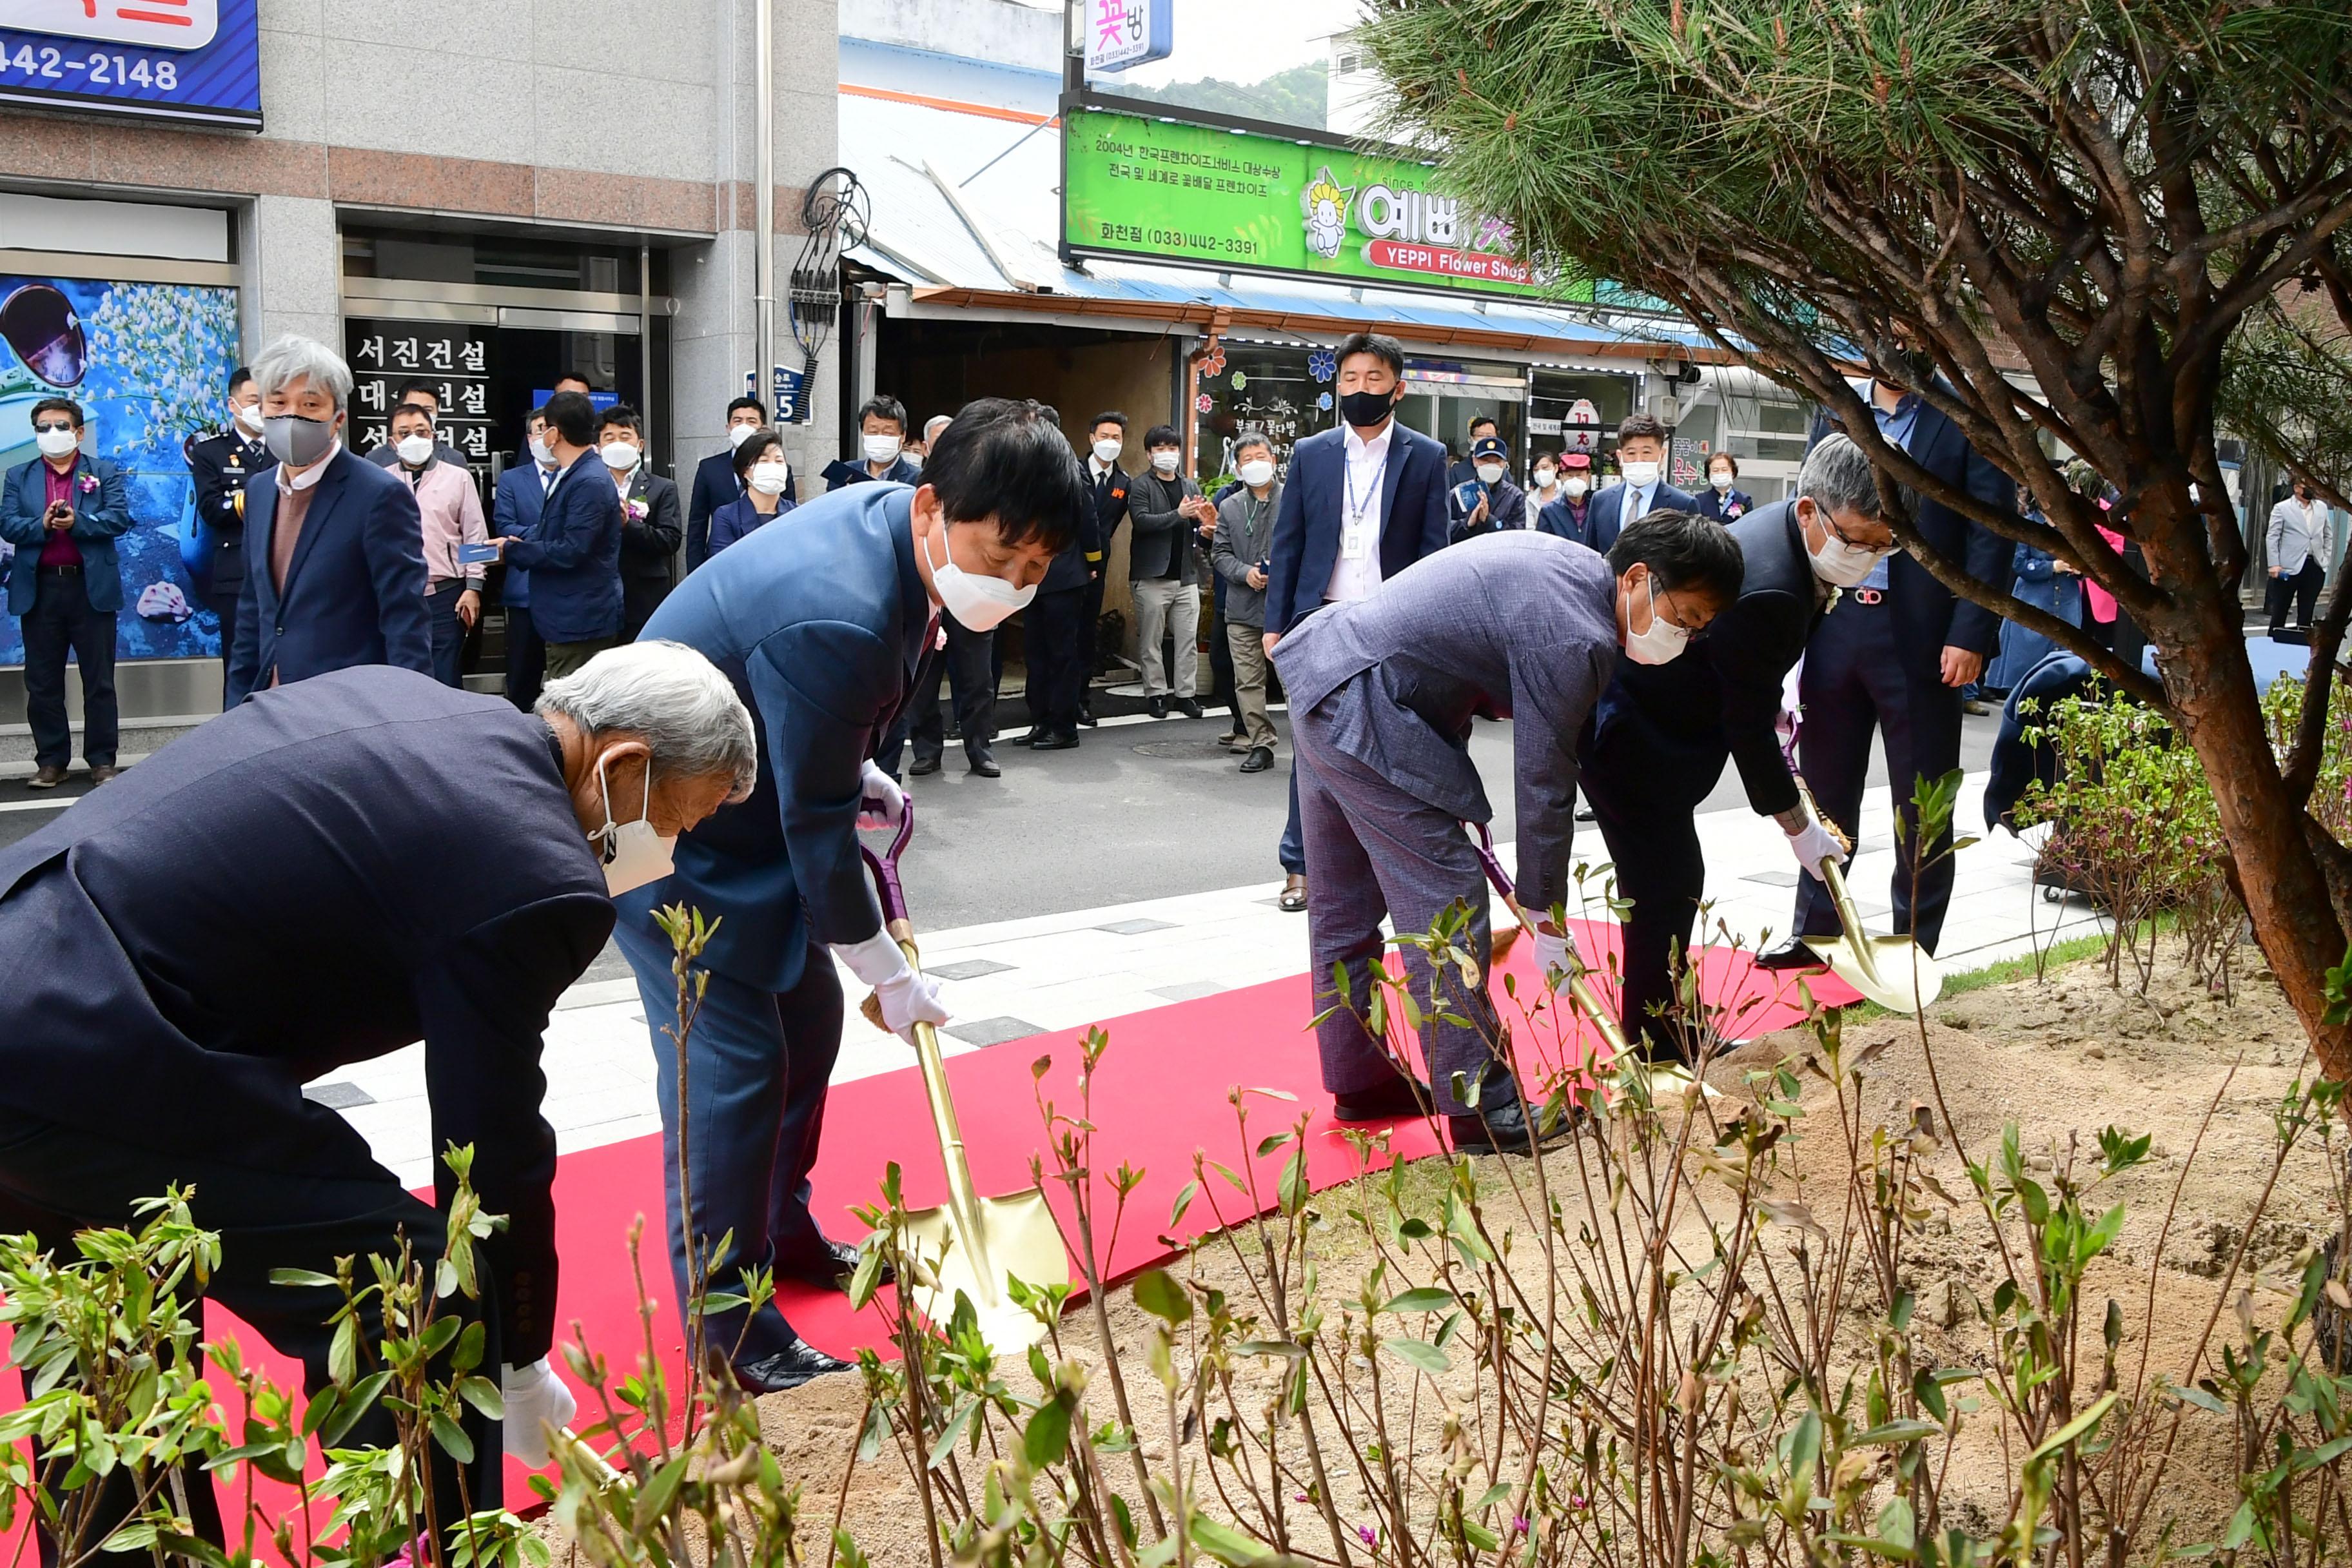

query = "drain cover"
[{"left": 1133, "top": 739, "right": 1228, "bottom": 759}]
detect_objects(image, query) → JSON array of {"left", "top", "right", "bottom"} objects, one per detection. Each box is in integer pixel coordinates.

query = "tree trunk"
[{"left": 2144, "top": 523, "right": 2352, "bottom": 1077}]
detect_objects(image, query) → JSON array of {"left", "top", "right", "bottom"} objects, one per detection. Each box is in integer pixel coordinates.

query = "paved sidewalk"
[{"left": 315, "top": 772, "right": 2099, "bottom": 1189}]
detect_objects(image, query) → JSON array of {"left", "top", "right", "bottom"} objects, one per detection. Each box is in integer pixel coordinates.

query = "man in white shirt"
[
  {"left": 1259, "top": 331, "right": 1453, "bottom": 912},
  {"left": 2267, "top": 477, "right": 2337, "bottom": 638},
  {"left": 1583, "top": 413, "right": 1701, "bottom": 551}
]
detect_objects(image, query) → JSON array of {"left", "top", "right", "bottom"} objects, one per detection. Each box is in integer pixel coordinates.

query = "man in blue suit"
[
  {"left": 685, "top": 397, "right": 795, "bottom": 571},
  {"left": 1584, "top": 413, "right": 1700, "bottom": 552},
  {"left": 226, "top": 337, "right": 432, "bottom": 709},
  {"left": 1261, "top": 331, "right": 1452, "bottom": 913},
  {"left": 493, "top": 389, "right": 623, "bottom": 680},
  {"left": 1, "top": 397, "right": 133, "bottom": 787},
  {"left": 1758, "top": 379, "right": 2015, "bottom": 967},
  {"left": 616, "top": 397, "right": 1088, "bottom": 1392},
  {"left": 494, "top": 406, "right": 559, "bottom": 709}
]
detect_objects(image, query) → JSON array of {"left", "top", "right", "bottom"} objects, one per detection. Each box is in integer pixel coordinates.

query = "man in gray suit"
[
  {"left": 2267, "top": 477, "right": 2337, "bottom": 638},
  {"left": 1271, "top": 513, "right": 1744, "bottom": 1153}
]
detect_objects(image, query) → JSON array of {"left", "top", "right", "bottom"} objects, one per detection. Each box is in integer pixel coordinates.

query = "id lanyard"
[{"left": 1342, "top": 446, "right": 1387, "bottom": 560}]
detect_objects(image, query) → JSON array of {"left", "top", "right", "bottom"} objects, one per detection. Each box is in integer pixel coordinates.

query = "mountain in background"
[{"left": 1113, "top": 62, "right": 1328, "bottom": 128}]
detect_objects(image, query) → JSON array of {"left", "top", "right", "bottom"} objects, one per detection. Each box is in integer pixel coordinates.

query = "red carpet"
[{"left": 12, "top": 926, "right": 1848, "bottom": 1529}]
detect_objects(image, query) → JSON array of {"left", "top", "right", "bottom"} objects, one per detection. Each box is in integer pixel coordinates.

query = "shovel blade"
[
  {"left": 902, "top": 1187, "right": 1072, "bottom": 1354},
  {"left": 1814, "top": 934, "right": 1945, "bottom": 1014}
]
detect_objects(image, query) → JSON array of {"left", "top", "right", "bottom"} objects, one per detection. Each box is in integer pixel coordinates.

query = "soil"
[{"left": 707, "top": 944, "right": 2328, "bottom": 1560}]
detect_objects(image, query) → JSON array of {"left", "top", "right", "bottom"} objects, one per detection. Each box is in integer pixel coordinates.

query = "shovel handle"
[
  {"left": 859, "top": 799, "right": 917, "bottom": 927},
  {"left": 1792, "top": 780, "right": 1883, "bottom": 986},
  {"left": 1465, "top": 822, "right": 1632, "bottom": 1059}
]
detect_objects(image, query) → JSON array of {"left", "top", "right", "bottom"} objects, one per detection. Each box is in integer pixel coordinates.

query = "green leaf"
[
  {"left": 429, "top": 1411, "right": 475, "bottom": 1465},
  {"left": 456, "top": 1376, "right": 504, "bottom": 1422},
  {"left": 1188, "top": 1514, "right": 1271, "bottom": 1565},
  {"left": 927, "top": 1398, "right": 982, "bottom": 1470},
  {"left": 1132, "top": 1268, "right": 1191, "bottom": 1324},
  {"left": 633, "top": 1455, "right": 691, "bottom": 1534},
  {"left": 266, "top": 1269, "right": 340, "bottom": 1290},
  {"left": 1024, "top": 1397, "right": 1072, "bottom": 1469},
  {"left": 1277, "top": 1148, "right": 1309, "bottom": 1216},
  {"left": 1168, "top": 1181, "right": 1199, "bottom": 1230},
  {"left": 2026, "top": 1391, "right": 2117, "bottom": 1466},
  {"left": 1382, "top": 1287, "right": 1454, "bottom": 1314},
  {"left": 1854, "top": 1419, "right": 1943, "bottom": 1446},
  {"left": 1473, "top": 1482, "right": 1513, "bottom": 1512},
  {"left": 1912, "top": 1369, "right": 1948, "bottom": 1424},
  {"left": 1382, "top": 1337, "right": 1449, "bottom": 1374}
]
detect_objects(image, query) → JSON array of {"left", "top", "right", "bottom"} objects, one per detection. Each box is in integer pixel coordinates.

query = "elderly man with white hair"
[
  {"left": 225, "top": 333, "right": 433, "bottom": 707},
  {"left": 0, "top": 647, "right": 752, "bottom": 1546}
]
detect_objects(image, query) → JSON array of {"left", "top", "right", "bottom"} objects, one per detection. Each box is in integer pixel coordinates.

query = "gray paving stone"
[
  {"left": 1097, "top": 918, "right": 1178, "bottom": 935},
  {"left": 931, "top": 958, "right": 1017, "bottom": 981},
  {"left": 1149, "top": 980, "right": 1228, "bottom": 1003},
  {"left": 304, "top": 1082, "right": 375, "bottom": 1110},
  {"left": 943, "top": 1016, "right": 1045, "bottom": 1046}
]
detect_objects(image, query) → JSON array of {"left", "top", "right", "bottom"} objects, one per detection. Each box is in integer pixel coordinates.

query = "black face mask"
[{"left": 1338, "top": 389, "right": 1396, "bottom": 429}]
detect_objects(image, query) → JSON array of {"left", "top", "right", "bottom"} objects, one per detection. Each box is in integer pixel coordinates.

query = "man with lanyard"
[
  {"left": 1261, "top": 331, "right": 1452, "bottom": 914},
  {"left": 1763, "top": 376, "right": 2011, "bottom": 969}
]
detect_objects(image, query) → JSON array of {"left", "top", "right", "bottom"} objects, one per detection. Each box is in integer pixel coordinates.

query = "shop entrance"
[{"left": 1395, "top": 357, "right": 1529, "bottom": 475}]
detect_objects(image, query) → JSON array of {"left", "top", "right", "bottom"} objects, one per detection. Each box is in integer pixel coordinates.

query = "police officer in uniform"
[{"left": 184, "top": 365, "right": 277, "bottom": 699}]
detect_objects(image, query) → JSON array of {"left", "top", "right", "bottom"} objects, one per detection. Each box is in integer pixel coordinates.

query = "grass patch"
[{"left": 1841, "top": 928, "right": 2119, "bottom": 1022}]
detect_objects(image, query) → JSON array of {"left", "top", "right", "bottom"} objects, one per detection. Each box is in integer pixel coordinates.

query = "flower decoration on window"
[
  {"left": 1196, "top": 339, "right": 1227, "bottom": 378},
  {"left": 1308, "top": 348, "right": 1337, "bottom": 383},
  {"left": 1195, "top": 392, "right": 1215, "bottom": 414},
  {"left": 1317, "top": 391, "right": 1334, "bottom": 411}
]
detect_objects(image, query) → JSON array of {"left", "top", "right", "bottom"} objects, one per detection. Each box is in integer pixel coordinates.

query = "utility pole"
[{"left": 753, "top": 0, "right": 776, "bottom": 409}]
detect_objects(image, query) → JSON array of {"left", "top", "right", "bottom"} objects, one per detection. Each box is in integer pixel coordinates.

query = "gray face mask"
[{"left": 264, "top": 413, "right": 336, "bottom": 468}]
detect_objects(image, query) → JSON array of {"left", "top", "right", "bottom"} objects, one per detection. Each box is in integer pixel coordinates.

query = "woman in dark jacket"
[
  {"left": 1696, "top": 452, "right": 1756, "bottom": 522},
  {"left": 705, "top": 427, "right": 796, "bottom": 559}
]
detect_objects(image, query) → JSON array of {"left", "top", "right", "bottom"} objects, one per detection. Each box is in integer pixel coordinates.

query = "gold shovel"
[
  {"left": 859, "top": 805, "right": 1070, "bottom": 1354},
  {"left": 1792, "top": 783, "right": 1944, "bottom": 1014}
]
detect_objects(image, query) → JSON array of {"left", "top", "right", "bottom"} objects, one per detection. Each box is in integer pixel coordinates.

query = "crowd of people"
[{"left": 0, "top": 319, "right": 2306, "bottom": 1546}]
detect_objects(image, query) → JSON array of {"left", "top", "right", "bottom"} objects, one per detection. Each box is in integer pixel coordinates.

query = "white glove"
[
  {"left": 1785, "top": 819, "right": 1847, "bottom": 876},
  {"left": 1531, "top": 926, "right": 1578, "bottom": 988},
  {"left": 858, "top": 760, "right": 905, "bottom": 830},
  {"left": 834, "top": 929, "right": 951, "bottom": 1044},
  {"left": 501, "top": 1357, "right": 576, "bottom": 1468}
]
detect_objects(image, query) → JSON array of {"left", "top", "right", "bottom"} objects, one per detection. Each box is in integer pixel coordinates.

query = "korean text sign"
[
  {"left": 1063, "top": 106, "right": 1594, "bottom": 304},
  {"left": 0, "top": 0, "right": 260, "bottom": 127}
]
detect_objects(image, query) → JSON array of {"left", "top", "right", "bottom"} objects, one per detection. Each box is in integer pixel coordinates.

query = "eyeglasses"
[{"left": 32, "top": 421, "right": 73, "bottom": 435}]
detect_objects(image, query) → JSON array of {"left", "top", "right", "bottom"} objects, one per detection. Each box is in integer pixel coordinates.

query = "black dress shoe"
[
  {"left": 1754, "top": 937, "right": 1826, "bottom": 972},
  {"left": 1333, "top": 1074, "right": 1431, "bottom": 1123},
  {"left": 909, "top": 755, "right": 943, "bottom": 777},
  {"left": 1239, "top": 745, "right": 1273, "bottom": 774},
  {"left": 1032, "top": 731, "right": 1080, "bottom": 751},
  {"left": 1449, "top": 1096, "right": 1573, "bottom": 1156},
  {"left": 969, "top": 755, "right": 1001, "bottom": 778},
  {"left": 778, "top": 1237, "right": 895, "bottom": 1292},
  {"left": 732, "top": 1338, "right": 853, "bottom": 1393},
  {"left": 1176, "top": 697, "right": 1204, "bottom": 720},
  {"left": 1148, "top": 696, "right": 1168, "bottom": 719},
  {"left": 1078, "top": 707, "right": 1098, "bottom": 729},
  {"left": 1011, "top": 729, "right": 1043, "bottom": 747}
]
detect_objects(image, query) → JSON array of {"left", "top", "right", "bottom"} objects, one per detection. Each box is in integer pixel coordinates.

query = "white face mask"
[
  {"left": 727, "top": 422, "right": 762, "bottom": 449},
  {"left": 34, "top": 426, "right": 78, "bottom": 459},
  {"left": 749, "top": 461, "right": 790, "bottom": 496},
  {"left": 1803, "top": 505, "right": 1893, "bottom": 587},
  {"left": 863, "top": 433, "right": 903, "bottom": 466},
  {"left": 233, "top": 402, "right": 264, "bottom": 436},
  {"left": 1533, "top": 467, "right": 1557, "bottom": 490},
  {"left": 1238, "top": 458, "right": 1276, "bottom": 489},
  {"left": 1620, "top": 460, "right": 1660, "bottom": 488},
  {"left": 594, "top": 750, "right": 675, "bottom": 897},
  {"left": 1092, "top": 438, "right": 1124, "bottom": 465},
  {"left": 1710, "top": 472, "right": 1734, "bottom": 492},
  {"left": 601, "top": 439, "right": 641, "bottom": 473},
  {"left": 528, "top": 435, "right": 554, "bottom": 467},
  {"left": 1475, "top": 462, "right": 1505, "bottom": 485},
  {"left": 1150, "top": 449, "right": 1180, "bottom": 475},
  {"left": 394, "top": 433, "right": 435, "bottom": 467},
  {"left": 1565, "top": 477, "right": 1589, "bottom": 499},
  {"left": 925, "top": 521, "right": 1035, "bottom": 632},
  {"left": 1623, "top": 574, "right": 1691, "bottom": 666}
]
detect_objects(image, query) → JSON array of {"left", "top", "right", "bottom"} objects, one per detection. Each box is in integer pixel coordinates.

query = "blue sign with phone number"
[{"left": 0, "top": 0, "right": 259, "bottom": 128}]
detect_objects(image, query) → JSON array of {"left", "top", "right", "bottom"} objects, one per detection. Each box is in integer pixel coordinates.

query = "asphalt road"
[{"left": 0, "top": 701, "right": 2000, "bottom": 993}]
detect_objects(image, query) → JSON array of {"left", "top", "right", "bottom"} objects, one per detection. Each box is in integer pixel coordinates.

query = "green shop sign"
[{"left": 1061, "top": 103, "right": 1592, "bottom": 305}]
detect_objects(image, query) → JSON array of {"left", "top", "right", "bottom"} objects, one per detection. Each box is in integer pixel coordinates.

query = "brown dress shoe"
[
  {"left": 25, "top": 765, "right": 66, "bottom": 789},
  {"left": 88, "top": 765, "right": 120, "bottom": 785},
  {"left": 1279, "top": 873, "right": 1308, "bottom": 913}
]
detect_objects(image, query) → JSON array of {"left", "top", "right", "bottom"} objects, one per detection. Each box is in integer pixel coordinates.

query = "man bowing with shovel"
[{"left": 616, "top": 398, "right": 1090, "bottom": 1392}]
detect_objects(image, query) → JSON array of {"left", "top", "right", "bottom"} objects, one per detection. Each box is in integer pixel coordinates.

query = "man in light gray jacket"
[
  {"left": 1270, "top": 512, "right": 1743, "bottom": 1153},
  {"left": 2267, "top": 478, "right": 2337, "bottom": 638},
  {"left": 1211, "top": 431, "right": 1284, "bottom": 772}
]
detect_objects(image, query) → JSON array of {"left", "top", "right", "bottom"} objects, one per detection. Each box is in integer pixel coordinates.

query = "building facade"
[{"left": 0, "top": 0, "right": 838, "bottom": 719}]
